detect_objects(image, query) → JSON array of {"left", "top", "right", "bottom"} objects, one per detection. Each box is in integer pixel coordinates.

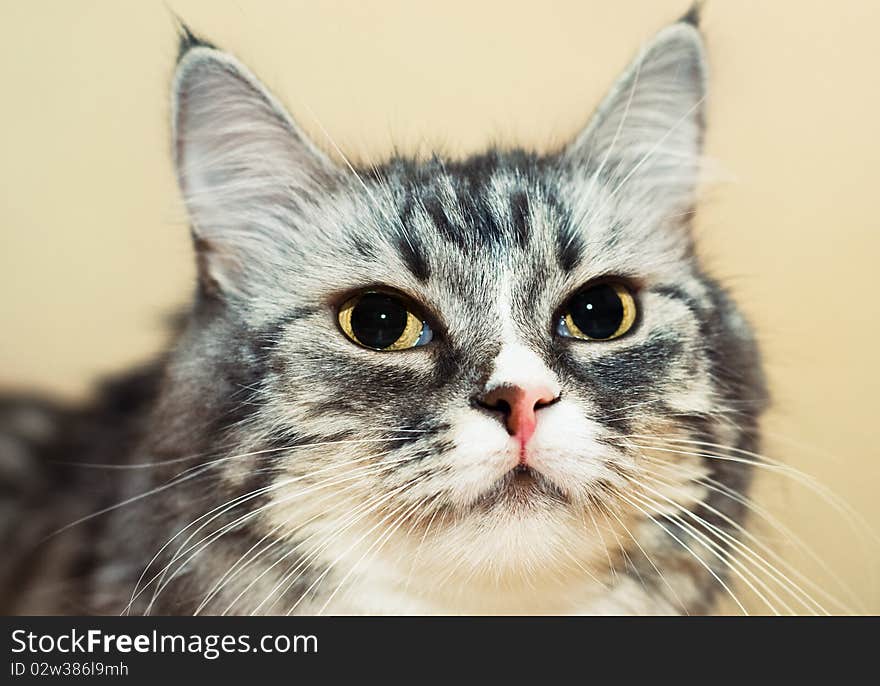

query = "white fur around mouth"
[{"left": 470, "top": 465, "right": 569, "bottom": 512}]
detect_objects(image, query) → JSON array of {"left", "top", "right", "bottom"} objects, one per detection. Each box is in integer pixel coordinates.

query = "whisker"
[
  {"left": 629, "top": 475, "right": 817, "bottom": 614},
  {"left": 631, "top": 490, "right": 784, "bottom": 615},
  {"left": 51, "top": 435, "right": 425, "bottom": 543},
  {"left": 698, "top": 473, "right": 864, "bottom": 614},
  {"left": 143, "top": 452, "right": 423, "bottom": 614},
  {"left": 131, "top": 450, "right": 418, "bottom": 614},
  {"left": 584, "top": 501, "right": 617, "bottom": 584},
  {"left": 639, "top": 456, "right": 859, "bottom": 613},
  {"left": 622, "top": 436, "right": 880, "bottom": 547},
  {"left": 603, "top": 503, "right": 690, "bottom": 615},
  {"left": 400, "top": 504, "right": 441, "bottom": 598},
  {"left": 316, "top": 492, "right": 432, "bottom": 615},
  {"left": 193, "top": 477, "right": 378, "bottom": 615},
  {"left": 615, "top": 490, "right": 748, "bottom": 615},
  {"left": 255, "top": 480, "right": 419, "bottom": 615},
  {"left": 194, "top": 521, "right": 287, "bottom": 615}
]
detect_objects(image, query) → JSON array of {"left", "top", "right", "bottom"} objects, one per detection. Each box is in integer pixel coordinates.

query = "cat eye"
[
  {"left": 338, "top": 291, "right": 433, "bottom": 351},
  {"left": 557, "top": 281, "right": 637, "bottom": 341}
]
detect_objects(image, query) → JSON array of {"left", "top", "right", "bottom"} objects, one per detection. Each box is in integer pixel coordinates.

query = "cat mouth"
[{"left": 471, "top": 465, "right": 569, "bottom": 511}]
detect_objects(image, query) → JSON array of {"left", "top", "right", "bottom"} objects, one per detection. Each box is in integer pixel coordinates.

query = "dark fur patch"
[
  {"left": 680, "top": 1, "right": 703, "bottom": 27},
  {"left": 175, "top": 22, "right": 216, "bottom": 62},
  {"left": 509, "top": 190, "right": 531, "bottom": 247},
  {"left": 556, "top": 332, "right": 684, "bottom": 423},
  {"left": 396, "top": 234, "right": 431, "bottom": 282},
  {"left": 556, "top": 223, "right": 584, "bottom": 273}
]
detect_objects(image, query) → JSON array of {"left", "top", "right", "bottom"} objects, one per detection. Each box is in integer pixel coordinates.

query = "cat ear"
[
  {"left": 563, "top": 18, "right": 706, "bottom": 218},
  {"left": 172, "top": 30, "right": 339, "bottom": 298}
]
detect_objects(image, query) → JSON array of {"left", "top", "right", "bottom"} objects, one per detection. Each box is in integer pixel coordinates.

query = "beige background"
[{"left": 1, "top": 0, "right": 878, "bottom": 613}]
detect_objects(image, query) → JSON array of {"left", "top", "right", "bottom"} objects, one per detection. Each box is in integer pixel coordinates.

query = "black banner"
[{"left": 2, "top": 616, "right": 875, "bottom": 681}]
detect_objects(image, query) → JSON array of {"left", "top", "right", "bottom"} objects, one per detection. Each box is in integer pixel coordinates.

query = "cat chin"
[
  {"left": 398, "top": 502, "right": 616, "bottom": 591},
  {"left": 467, "top": 466, "right": 569, "bottom": 515}
]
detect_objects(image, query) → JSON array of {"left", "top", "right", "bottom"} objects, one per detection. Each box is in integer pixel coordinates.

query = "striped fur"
[{"left": 1, "top": 13, "right": 768, "bottom": 615}]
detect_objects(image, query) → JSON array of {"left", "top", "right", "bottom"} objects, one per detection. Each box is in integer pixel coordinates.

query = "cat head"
[{"left": 164, "top": 15, "right": 766, "bottom": 595}]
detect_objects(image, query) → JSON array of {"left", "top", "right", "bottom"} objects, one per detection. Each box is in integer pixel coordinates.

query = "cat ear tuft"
[
  {"left": 679, "top": 1, "right": 704, "bottom": 28},
  {"left": 564, "top": 20, "right": 707, "bottom": 218},
  {"left": 172, "top": 42, "right": 338, "bottom": 298},
  {"left": 174, "top": 20, "right": 216, "bottom": 63}
]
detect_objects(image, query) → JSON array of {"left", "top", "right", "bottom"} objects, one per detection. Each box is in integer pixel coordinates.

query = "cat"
[{"left": 0, "top": 8, "right": 771, "bottom": 615}]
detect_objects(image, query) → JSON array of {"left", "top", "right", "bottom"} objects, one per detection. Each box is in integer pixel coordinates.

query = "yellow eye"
[
  {"left": 558, "top": 281, "right": 637, "bottom": 341},
  {"left": 338, "top": 291, "right": 433, "bottom": 351}
]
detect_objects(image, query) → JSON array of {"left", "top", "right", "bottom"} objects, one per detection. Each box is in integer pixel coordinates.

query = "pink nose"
[{"left": 478, "top": 383, "right": 560, "bottom": 447}]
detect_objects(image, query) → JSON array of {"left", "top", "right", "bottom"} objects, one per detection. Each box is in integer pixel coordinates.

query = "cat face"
[{"left": 167, "top": 20, "right": 766, "bottom": 591}]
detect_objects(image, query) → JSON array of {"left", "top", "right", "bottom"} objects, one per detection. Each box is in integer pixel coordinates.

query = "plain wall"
[{"left": 1, "top": 0, "right": 878, "bottom": 613}]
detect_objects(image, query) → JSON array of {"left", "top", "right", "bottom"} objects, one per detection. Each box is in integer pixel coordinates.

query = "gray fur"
[{"left": 0, "top": 16, "right": 767, "bottom": 615}]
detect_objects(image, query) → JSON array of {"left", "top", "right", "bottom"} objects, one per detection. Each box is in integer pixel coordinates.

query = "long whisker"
[
  {"left": 638, "top": 456, "right": 856, "bottom": 613},
  {"left": 584, "top": 501, "right": 617, "bottom": 583},
  {"left": 617, "top": 434, "right": 867, "bottom": 612},
  {"left": 596, "top": 502, "right": 644, "bottom": 587},
  {"left": 400, "top": 504, "right": 441, "bottom": 598},
  {"left": 647, "top": 469, "right": 830, "bottom": 613},
  {"left": 316, "top": 492, "right": 433, "bottom": 615},
  {"left": 51, "top": 435, "right": 423, "bottom": 543},
  {"left": 131, "top": 445, "right": 422, "bottom": 613},
  {"left": 55, "top": 429, "right": 433, "bottom": 471},
  {"left": 621, "top": 436, "right": 879, "bottom": 547},
  {"left": 145, "top": 466, "right": 384, "bottom": 614},
  {"left": 628, "top": 476, "right": 811, "bottom": 615},
  {"left": 697, "top": 473, "right": 864, "bottom": 614},
  {"left": 194, "top": 476, "right": 375, "bottom": 615},
  {"left": 631, "top": 490, "right": 784, "bottom": 615},
  {"left": 195, "top": 521, "right": 287, "bottom": 615},
  {"left": 254, "top": 479, "right": 419, "bottom": 615},
  {"left": 615, "top": 490, "right": 748, "bottom": 615},
  {"left": 602, "top": 503, "right": 690, "bottom": 615},
  {"left": 138, "top": 452, "right": 419, "bottom": 614}
]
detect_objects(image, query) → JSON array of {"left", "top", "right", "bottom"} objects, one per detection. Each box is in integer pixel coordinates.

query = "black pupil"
[
  {"left": 568, "top": 283, "right": 625, "bottom": 339},
  {"left": 350, "top": 293, "right": 409, "bottom": 348}
]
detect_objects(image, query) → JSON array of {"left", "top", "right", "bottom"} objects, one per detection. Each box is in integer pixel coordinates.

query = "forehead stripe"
[{"left": 396, "top": 233, "right": 431, "bottom": 282}]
